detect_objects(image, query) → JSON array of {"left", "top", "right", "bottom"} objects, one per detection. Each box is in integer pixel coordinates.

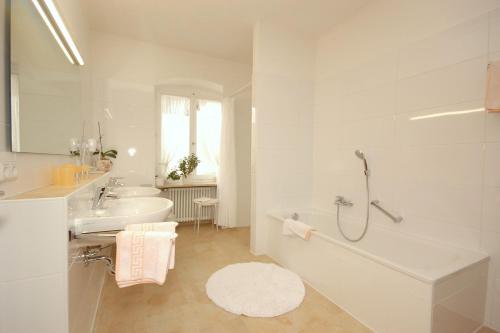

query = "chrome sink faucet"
[{"left": 91, "top": 185, "right": 119, "bottom": 210}]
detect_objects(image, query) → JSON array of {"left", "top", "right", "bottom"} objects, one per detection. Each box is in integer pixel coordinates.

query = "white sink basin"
[
  {"left": 75, "top": 197, "right": 173, "bottom": 234},
  {"left": 114, "top": 186, "right": 161, "bottom": 198}
]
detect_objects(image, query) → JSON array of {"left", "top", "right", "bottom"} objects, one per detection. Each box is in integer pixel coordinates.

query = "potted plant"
[
  {"left": 166, "top": 154, "right": 200, "bottom": 184},
  {"left": 179, "top": 153, "right": 200, "bottom": 182},
  {"left": 93, "top": 122, "right": 118, "bottom": 172},
  {"left": 166, "top": 170, "right": 182, "bottom": 185}
]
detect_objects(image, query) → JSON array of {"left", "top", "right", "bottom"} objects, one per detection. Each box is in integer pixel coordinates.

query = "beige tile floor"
[{"left": 94, "top": 224, "right": 498, "bottom": 333}]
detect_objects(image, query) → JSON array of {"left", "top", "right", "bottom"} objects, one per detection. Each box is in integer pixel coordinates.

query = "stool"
[{"left": 193, "top": 197, "right": 219, "bottom": 233}]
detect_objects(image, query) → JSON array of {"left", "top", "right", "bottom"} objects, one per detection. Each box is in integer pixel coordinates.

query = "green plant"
[
  {"left": 92, "top": 122, "right": 118, "bottom": 161},
  {"left": 94, "top": 149, "right": 118, "bottom": 160},
  {"left": 165, "top": 154, "right": 200, "bottom": 181},
  {"left": 167, "top": 170, "right": 181, "bottom": 181},
  {"left": 178, "top": 153, "right": 200, "bottom": 178}
]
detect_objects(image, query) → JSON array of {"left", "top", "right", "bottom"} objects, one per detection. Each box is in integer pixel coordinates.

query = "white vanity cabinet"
[{"left": 0, "top": 173, "right": 110, "bottom": 333}]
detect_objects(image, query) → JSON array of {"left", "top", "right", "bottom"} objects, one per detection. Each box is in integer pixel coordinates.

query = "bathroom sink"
[
  {"left": 74, "top": 197, "right": 173, "bottom": 234},
  {"left": 113, "top": 186, "right": 161, "bottom": 198}
]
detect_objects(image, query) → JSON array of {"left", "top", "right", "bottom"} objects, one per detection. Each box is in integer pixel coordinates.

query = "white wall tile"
[
  {"left": 481, "top": 232, "right": 500, "bottom": 281},
  {"left": 489, "top": 9, "right": 500, "bottom": 55},
  {"left": 0, "top": 123, "right": 9, "bottom": 151},
  {"left": 340, "top": 115, "right": 395, "bottom": 149},
  {"left": 395, "top": 144, "right": 483, "bottom": 228},
  {"left": 395, "top": 101, "right": 486, "bottom": 146},
  {"left": 254, "top": 74, "right": 311, "bottom": 126},
  {"left": 485, "top": 112, "right": 500, "bottom": 142},
  {"left": 252, "top": 21, "right": 314, "bottom": 254},
  {"left": 342, "top": 83, "right": 396, "bottom": 122},
  {"left": 398, "top": 16, "right": 488, "bottom": 79},
  {"left": 484, "top": 143, "right": 500, "bottom": 187},
  {"left": 331, "top": 51, "right": 398, "bottom": 95},
  {"left": 314, "top": 4, "right": 500, "bottom": 330},
  {"left": 481, "top": 187, "right": 500, "bottom": 233},
  {"left": 396, "top": 57, "right": 487, "bottom": 114}
]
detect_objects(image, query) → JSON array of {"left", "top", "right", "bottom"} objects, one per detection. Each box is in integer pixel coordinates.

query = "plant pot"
[
  {"left": 166, "top": 179, "right": 182, "bottom": 186},
  {"left": 182, "top": 174, "right": 194, "bottom": 185},
  {"left": 96, "top": 159, "right": 112, "bottom": 172}
]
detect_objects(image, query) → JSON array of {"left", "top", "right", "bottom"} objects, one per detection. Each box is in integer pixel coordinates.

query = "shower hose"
[{"left": 336, "top": 172, "right": 370, "bottom": 242}]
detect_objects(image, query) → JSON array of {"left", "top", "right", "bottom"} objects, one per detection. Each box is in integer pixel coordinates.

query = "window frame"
[{"left": 156, "top": 85, "right": 222, "bottom": 183}]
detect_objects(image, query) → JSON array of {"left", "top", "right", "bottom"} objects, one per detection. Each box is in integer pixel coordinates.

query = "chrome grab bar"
[{"left": 370, "top": 200, "right": 403, "bottom": 223}]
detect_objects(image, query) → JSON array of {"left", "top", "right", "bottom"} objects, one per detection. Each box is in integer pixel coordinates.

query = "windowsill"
[{"left": 157, "top": 181, "right": 217, "bottom": 189}]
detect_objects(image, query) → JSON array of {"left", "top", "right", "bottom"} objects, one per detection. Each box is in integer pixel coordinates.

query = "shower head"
[
  {"left": 355, "top": 150, "right": 365, "bottom": 159},
  {"left": 354, "top": 149, "right": 369, "bottom": 176}
]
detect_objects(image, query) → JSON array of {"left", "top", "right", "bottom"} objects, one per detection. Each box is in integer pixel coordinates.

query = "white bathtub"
[{"left": 267, "top": 209, "right": 489, "bottom": 333}]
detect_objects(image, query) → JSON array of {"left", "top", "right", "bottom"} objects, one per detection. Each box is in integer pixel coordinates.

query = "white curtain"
[
  {"left": 217, "top": 98, "right": 237, "bottom": 228},
  {"left": 196, "top": 99, "right": 222, "bottom": 176},
  {"left": 11, "top": 74, "right": 20, "bottom": 152},
  {"left": 159, "top": 95, "right": 190, "bottom": 177}
]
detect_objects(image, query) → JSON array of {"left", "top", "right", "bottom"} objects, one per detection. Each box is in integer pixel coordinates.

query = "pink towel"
[
  {"left": 115, "top": 231, "right": 177, "bottom": 288},
  {"left": 282, "top": 218, "right": 314, "bottom": 240},
  {"left": 126, "top": 221, "right": 178, "bottom": 232},
  {"left": 486, "top": 60, "right": 500, "bottom": 112},
  {"left": 125, "top": 222, "right": 178, "bottom": 268}
]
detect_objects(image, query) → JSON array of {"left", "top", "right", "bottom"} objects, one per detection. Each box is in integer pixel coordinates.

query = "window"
[{"left": 159, "top": 93, "right": 222, "bottom": 179}]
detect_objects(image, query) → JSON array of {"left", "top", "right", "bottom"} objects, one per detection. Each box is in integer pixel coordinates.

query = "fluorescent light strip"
[
  {"left": 409, "top": 108, "right": 485, "bottom": 121},
  {"left": 42, "top": 0, "right": 84, "bottom": 65},
  {"left": 31, "top": 0, "right": 74, "bottom": 65}
]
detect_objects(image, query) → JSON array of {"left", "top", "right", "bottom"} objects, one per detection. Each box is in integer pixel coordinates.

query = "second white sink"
[
  {"left": 114, "top": 186, "right": 161, "bottom": 198},
  {"left": 75, "top": 197, "right": 173, "bottom": 234}
]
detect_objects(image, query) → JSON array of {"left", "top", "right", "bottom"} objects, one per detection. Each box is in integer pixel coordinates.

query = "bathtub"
[{"left": 267, "top": 209, "right": 489, "bottom": 333}]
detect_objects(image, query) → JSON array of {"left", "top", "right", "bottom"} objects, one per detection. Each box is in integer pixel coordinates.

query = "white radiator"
[{"left": 162, "top": 186, "right": 217, "bottom": 222}]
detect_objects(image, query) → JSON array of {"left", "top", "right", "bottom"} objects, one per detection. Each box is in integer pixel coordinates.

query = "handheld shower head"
[
  {"left": 355, "top": 150, "right": 369, "bottom": 176},
  {"left": 355, "top": 150, "right": 365, "bottom": 159}
]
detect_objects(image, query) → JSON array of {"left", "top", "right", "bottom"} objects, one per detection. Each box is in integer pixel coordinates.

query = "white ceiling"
[{"left": 83, "top": 0, "right": 370, "bottom": 64}]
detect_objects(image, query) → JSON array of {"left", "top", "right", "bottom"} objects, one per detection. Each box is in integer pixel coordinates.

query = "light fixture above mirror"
[{"left": 31, "top": 0, "right": 84, "bottom": 65}]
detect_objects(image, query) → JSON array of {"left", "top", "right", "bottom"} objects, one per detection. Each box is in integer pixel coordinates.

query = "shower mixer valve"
[{"left": 335, "top": 195, "right": 353, "bottom": 207}]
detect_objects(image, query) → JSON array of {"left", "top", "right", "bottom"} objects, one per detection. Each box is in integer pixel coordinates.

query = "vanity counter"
[{"left": 8, "top": 173, "right": 107, "bottom": 200}]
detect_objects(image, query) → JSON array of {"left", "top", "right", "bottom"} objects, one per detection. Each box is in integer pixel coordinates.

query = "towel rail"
[
  {"left": 370, "top": 200, "right": 403, "bottom": 223},
  {"left": 70, "top": 230, "right": 178, "bottom": 241},
  {"left": 69, "top": 229, "right": 121, "bottom": 241}
]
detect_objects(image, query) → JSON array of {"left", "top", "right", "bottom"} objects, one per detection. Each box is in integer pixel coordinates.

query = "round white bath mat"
[{"left": 206, "top": 262, "right": 305, "bottom": 317}]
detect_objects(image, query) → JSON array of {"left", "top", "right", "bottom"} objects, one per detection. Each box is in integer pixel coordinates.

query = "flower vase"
[{"left": 96, "top": 159, "right": 112, "bottom": 172}]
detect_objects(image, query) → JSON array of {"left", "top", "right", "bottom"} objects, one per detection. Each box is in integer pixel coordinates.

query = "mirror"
[{"left": 10, "top": 0, "right": 83, "bottom": 155}]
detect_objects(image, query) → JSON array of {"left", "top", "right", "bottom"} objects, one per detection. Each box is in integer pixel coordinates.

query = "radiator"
[{"left": 162, "top": 186, "right": 217, "bottom": 222}]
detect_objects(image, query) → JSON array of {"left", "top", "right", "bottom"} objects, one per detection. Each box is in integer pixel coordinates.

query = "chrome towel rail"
[
  {"left": 370, "top": 200, "right": 403, "bottom": 223},
  {"left": 69, "top": 230, "right": 120, "bottom": 241}
]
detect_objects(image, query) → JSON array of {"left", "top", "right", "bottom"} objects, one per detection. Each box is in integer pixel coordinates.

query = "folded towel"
[
  {"left": 115, "top": 231, "right": 177, "bottom": 288},
  {"left": 125, "top": 222, "right": 178, "bottom": 269},
  {"left": 486, "top": 60, "right": 500, "bottom": 112},
  {"left": 282, "top": 218, "right": 314, "bottom": 240},
  {"left": 126, "top": 221, "right": 178, "bottom": 232}
]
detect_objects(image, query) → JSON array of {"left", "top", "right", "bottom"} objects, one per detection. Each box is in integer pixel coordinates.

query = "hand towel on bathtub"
[
  {"left": 115, "top": 231, "right": 177, "bottom": 288},
  {"left": 282, "top": 218, "right": 314, "bottom": 240},
  {"left": 125, "top": 222, "right": 178, "bottom": 268},
  {"left": 486, "top": 60, "right": 500, "bottom": 112}
]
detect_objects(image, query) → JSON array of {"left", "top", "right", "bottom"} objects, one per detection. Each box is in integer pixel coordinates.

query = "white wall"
[
  {"left": 251, "top": 21, "right": 315, "bottom": 253},
  {"left": 313, "top": 0, "right": 500, "bottom": 330},
  {"left": 234, "top": 88, "right": 251, "bottom": 227},
  {"left": 89, "top": 32, "right": 252, "bottom": 186},
  {"left": 0, "top": 0, "right": 91, "bottom": 198}
]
